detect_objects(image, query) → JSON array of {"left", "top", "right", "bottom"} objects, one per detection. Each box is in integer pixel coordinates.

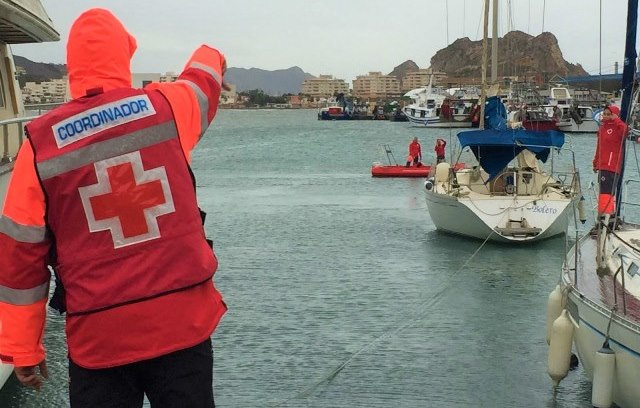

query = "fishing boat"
[
  {"left": 542, "top": 87, "right": 600, "bottom": 134},
  {"left": 403, "top": 81, "right": 478, "bottom": 128},
  {"left": 0, "top": 0, "right": 60, "bottom": 390},
  {"left": 546, "top": 2, "right": 640, "bottom": 406}
]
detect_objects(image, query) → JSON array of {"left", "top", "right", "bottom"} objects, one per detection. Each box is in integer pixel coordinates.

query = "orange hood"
[{"left": 67, "top": 8, "right": 137, "bottom": 99}]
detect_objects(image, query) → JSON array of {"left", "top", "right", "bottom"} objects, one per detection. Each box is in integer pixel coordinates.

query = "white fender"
[
  {"left": 547, "top": 309, "right": 575, "bottom": 385},
  {"left": 577, "top": 196, "right": 587, "bottom": 224},
  {"left": 546, "top": 285, "right": 563, "bottom": 345},
  {"left": 592, "top": 343, "right": 615, "bottom": 408}
]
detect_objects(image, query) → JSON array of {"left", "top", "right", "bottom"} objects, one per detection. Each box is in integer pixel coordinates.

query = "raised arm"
[{"left": 146, "top": 46, "right": 226, "bottom": 161}]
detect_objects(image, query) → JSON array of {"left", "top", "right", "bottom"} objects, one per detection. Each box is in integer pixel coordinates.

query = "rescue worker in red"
[
  {"left": 593, "top": 105, "right": 628, "bottom": 216},
  {"left": 0, "top": 9, "right": 227, "bottom": 407},
  {"left": 435, "top": 138, "right": 447, "bottom": 163},
  {"left": 406, "top": 137, "right": 422, "bottom": 167}
]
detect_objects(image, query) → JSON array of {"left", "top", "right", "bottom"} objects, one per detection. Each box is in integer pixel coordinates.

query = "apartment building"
[
  {"left": 22, "top": 72, "right": 189, "bottom": 105},
  {"left": 132, "top": 73, "right": 161, "bottom": 88},
  {"left": 401, "top": 68, "right": 447, "bottom": 92},
  {"left": 22, "top": 77, "right": 69, "bottom": 103},
  {"left": 352, "top": 72, "right": 400, "bottom": 99},
  {"left": 301, "top": 75, "right": 349, "bottom": 98}
]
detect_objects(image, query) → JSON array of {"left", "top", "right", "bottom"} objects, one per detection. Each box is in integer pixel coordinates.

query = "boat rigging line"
[{"left": 270, "top": 227, "right": 501, "bottom": 407}]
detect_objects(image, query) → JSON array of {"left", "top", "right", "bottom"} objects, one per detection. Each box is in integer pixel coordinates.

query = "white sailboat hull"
[
  {"left": 425, "top": 189, "right": 573, "bottom": 243},
  {"left": 566, "top": 290, "right": 640, "bottom": 408},
  {"left": 558, "top": 228, "right": 640, "bottom": 408}
]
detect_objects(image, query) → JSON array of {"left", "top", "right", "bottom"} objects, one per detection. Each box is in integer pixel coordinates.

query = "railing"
[
  {"left": 24, "top": 102, "right": 63, "bottom": 115},
  {"left": 448, "top": 146, "right": 580, "bottom": 198},
  {"left": 0, "top": 116, "right": 37, "bottom": 165}
]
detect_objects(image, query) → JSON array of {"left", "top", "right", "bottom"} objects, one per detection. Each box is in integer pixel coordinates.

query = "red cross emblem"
[{"left": 79, "top": 151, "right": 175, "bottom": 248}]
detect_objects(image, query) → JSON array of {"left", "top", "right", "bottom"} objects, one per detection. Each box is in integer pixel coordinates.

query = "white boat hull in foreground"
[
  {"left": 0, "top": 362, "right": 13, "bottom": 389},
  {"left": 558, "top": 230, "right": 640, "bottom": 408}
]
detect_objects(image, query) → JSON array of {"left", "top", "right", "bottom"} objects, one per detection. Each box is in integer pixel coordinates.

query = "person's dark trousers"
[{"left": 69, "top": 338, "right": 215, "bottom": 408}]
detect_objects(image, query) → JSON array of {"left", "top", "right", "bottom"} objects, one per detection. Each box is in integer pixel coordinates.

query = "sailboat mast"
[
  {"left": 479, "top": 0, "right": 490, "bottom": 129},
  {"left": 491, "top": 0, "right": 498, "bottom": 83},
  {"left": 614, "top": 0, "right": 638, "bottom": 218},
  {"left": 620, "top": 0, "right": 638, "bottom": 123}
]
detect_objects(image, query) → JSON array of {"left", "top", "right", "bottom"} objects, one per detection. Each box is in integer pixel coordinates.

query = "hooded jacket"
[
  {"left": 593, "top": 105, "right": 628, "bottom": 173},
  {"left": 0, "top": 8, "right": 226, "bottom": 368}
]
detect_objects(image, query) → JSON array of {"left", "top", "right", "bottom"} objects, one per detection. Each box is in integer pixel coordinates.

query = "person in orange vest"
[
  {"left": 0, "top": 8, "right": 228, "bottom": 407},
  {"left": 593, "top": 105, "right": 628, "bottom": 217},
  {"left": 435, "top": 138, "right": 447, "bottom": 163},
  {"left": 406, "top": 137, "right": 422, "bottom": 167}
]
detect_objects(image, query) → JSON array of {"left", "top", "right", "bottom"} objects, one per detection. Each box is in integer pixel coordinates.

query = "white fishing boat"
[
  {"left": 424, "top": 115, "right": 581, "bottom": 243},
  {"left": 546, "top": 2, "right": 640, "bottom": 407},
  {"left": 0, "top": 0, "right": 59, "bottom": 390},
  {"left": 402, "top": 81, "right": 478, "bottom": 128},
  {"left": 402, "top": 81, "right": 445, "bottom": 126},
  {"left": 542, "top": 87, "right": 599, "bottom": 134}
]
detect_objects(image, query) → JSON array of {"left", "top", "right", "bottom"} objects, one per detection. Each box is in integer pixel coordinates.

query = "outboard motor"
[{"left": 424, "top": 177, "right": 434, "bottom": 191}]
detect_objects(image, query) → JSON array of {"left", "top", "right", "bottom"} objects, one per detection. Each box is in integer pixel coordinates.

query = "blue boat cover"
[
  {"left": 484, "top": 96, "right": 508, "bottom": 130},
  {"left": 457, "top": 128, "right": 565, "bottom": 181}
]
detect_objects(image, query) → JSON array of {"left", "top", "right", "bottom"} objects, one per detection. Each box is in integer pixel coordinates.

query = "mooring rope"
[{"left": 270, "top": 223, "right": 501, "bottom": 407}]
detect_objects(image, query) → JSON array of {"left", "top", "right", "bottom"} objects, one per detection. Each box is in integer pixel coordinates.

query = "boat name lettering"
[
  {"left": 52, "top": 95, "right": 156, "bottom": 148},
  {"left": 532, "top": 205, "right": 558, "bottom": 214}
]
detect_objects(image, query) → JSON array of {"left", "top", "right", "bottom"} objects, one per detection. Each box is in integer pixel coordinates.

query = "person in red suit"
[
  {"left": 435, "top": 138, "right": 447, "bottom": 163},
  {"left": 593, "top": 105, "right": 628, "bottom": 216},
  {"left": 0, "top": 8, "right": 228, "bottom": 407},
  {"left": 406, "top": 137, "right": 422, "bottom": 167}
]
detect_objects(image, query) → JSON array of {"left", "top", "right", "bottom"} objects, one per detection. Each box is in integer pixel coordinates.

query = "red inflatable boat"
[{"left": 371, "top": 163, "right": 465, "bottom": 178}]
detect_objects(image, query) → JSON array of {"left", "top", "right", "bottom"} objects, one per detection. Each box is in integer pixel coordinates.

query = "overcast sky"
[{"left": 12, "top": 0, "right": 638, "bottom": 82}]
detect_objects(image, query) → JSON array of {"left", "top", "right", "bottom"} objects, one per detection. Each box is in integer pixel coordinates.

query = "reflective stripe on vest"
[
  {"left": 176, "top": 79, "right": 209, "bottom": 135},
  {"left": 37, "top": 121, "right": 178, "bottom": 180},
  {"left": 0, "top": 281, "right": 49, "bottom": 305},
  {"left": 0, "top": 216, "right": 47, "bottom": 243}
]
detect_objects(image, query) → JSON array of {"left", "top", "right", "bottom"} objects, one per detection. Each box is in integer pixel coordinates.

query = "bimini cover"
[{"left": 457, "top": 129, "right": 565, "bottom": 181}]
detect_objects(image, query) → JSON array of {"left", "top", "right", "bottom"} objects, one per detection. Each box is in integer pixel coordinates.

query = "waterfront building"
[
  {"left": 301, "top": 75, "right": 349, "bottom": 99},
  {"left": 221, "top": 83, "right": 237, "bottom": 105},
  {"left": 401, "top": 68, "right": 447, "bottom": 92},
  {"left": 352, "top": 72, "right": 400, "bottom": 99},
  {"left": 132, "top": 73, "right": 161, "bottom": 88},
  {"left": 160, "top": 72, "right": 178, "bottom": 83},
  {"left": 22, "top": 77, "right": 69, "bottom": 103}
]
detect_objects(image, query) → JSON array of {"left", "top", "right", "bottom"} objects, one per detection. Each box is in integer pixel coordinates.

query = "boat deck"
[{"left": 566, "top": 225, "right": 640, "bottom": 323}]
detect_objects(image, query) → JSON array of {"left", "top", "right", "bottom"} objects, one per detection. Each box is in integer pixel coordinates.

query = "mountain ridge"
[{"left": 14, "top": 32, "right": 591, "bottom": 95}]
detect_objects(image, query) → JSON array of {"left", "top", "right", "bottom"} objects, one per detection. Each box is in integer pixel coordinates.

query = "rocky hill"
[
  {"left": 429, "top": 31, "right": 587, "bottom": 80},
  {"left": 388, "top": 60, "right": 420, "bottom": 81},
  {"left": 225, "top": 66, "right": 314, "bottom": 95},
  {"left": 14, "top": 55, "right": 66, "bottom": 87}
]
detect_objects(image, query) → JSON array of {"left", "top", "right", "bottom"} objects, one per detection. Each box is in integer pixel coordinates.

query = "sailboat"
[
  {"left": 0, "top": 0, "right": 60, "bottom": 390},
  {"left": 546, "top": 1, "right": 640, "bottom": 407},
  {"left": 423, "top": 0, "right": 582, "bottom": 243}
]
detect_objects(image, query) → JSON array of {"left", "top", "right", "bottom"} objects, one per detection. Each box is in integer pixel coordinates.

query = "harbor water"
[{"left": 1, "top": 109, "right": 615, "bottom": 407}]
